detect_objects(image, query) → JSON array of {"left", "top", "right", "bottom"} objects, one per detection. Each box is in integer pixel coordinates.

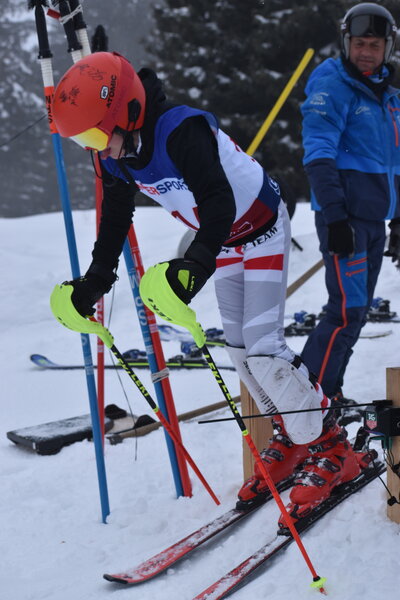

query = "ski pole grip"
[
  {"left": 31, "top": 1, "right": 53, "bottom": 59},
  {"left": 57, "top": 0, "right": 83, "bottom": 54}
]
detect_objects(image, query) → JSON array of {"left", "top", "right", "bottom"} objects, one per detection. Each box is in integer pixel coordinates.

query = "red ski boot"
[
  {"left": 237, "top": 416, "right": 310, "bottom": 510},
  {"left": 278, "top": 415, "right": 362, "bottom": 528}
]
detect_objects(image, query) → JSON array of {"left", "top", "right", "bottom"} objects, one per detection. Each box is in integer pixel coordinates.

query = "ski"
[
  {"left": 359, "top": 329, "right": 393, "bottom": 339},
  {"left": 285, "top": 324, "right": 392, "bottom": 339},
  {"left": 158, "top": 325, "right": 226, "bottom": 346},
  {"left": 158, "top": 322, "right": 392, "bottom": 343},
  {"left": 30, "top": 353, "right": 235, "bottom": 371},
  {"left": 285, "top": 298, "right": 400, "bottom": 329},
  {"left": 103, "top": 476, "right": 296, "bottom": 585},
  {"left": 284, "top": 310, "right": 393, "bottom": 337},
  {"left": 103, "top": 427, "right": 371, "bottom": 585},
  {"left": 191, "top": 459, "right": 385, "bottom": 600}
]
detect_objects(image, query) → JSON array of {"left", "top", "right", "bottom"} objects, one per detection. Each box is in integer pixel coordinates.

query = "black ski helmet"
[{"left": 341, "top": 3, "right": 397, "bottom": 62}]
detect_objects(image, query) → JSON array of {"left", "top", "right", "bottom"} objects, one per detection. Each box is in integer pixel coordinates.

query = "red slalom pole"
[
  {"left": 95, "top": 167, "right": 106, "bottom": 441},
  {"left": 127, "top": 225, "right": 193, "bottom": 496}
]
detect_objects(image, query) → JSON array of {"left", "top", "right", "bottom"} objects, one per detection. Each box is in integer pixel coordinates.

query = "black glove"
[
  {"left": 327, "top": 220, "right": 355, "bottom": 257},
  {"left": 166, "top": 240, "right": 216, "bottom": 305},
  {"left": 384, "top": 219, "right": 400, "bottom": 269},
  {"left": 165, "top": 259, "right": 211, "bottom": 304},
  {"left": 66, "top": 272, "right": 115, "bottom": 317}
]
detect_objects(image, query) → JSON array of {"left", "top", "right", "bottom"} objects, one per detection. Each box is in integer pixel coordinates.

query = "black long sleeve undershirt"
[
  {"left": 91, "top": 115, "right": 236, "bottom": 275},
  {"left": 90, "top": 164, "right": 136, "bottom": 275}
]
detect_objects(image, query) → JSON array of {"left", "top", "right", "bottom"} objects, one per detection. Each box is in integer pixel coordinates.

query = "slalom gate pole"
[
  {"left": 246, "top": 48, "right": 314, "bottom": 155},
  {"left": 200, "top": 344, "right": 326, "bottom": 593},
  {"left": 29, "top": 0, "right": 110, "bottom": 523},
  {"left": 52, "top": 3, "right": 191, "bottom": 495},
  {"left": 124, "top": 228, "right": 192, "bottom": 498},
  {"left": 65, "top": 1, "right": 191, "bottom": 497},
  {"left": 95, "top": 164, "right": 105, "bottom": 442},
  {"left": 69, "top": 1, "right": 107, "bottom": 443},
  {"left": 90, "top": 23, "right": 108, "bottom": 444},
  {"left": 49, "top": 3, "right": 107, "bottom": 445}
]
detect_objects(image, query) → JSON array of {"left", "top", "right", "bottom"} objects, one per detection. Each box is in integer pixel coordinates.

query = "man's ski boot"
[
  {"left": 236, "top": 416, "right": 310, "bottom": 511},
  {"left": 333, "top": 389, "right": 364, "bottom": 427},
  {"left": 277, "top": 415, "right": 373, "bottom": 529},
  {"left": 180, "top": 341, "right": 204, "bottom": 359},
  {"left": 367, "top": 297, "right": 397, "bottom": 322},
  {"left": 284, "top": 311, "right": 316, "bottom": 337}
]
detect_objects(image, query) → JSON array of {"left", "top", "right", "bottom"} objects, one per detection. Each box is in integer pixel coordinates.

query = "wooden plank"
[
  {"left": 386, "top": 367, "right": 400, "bottom": 524},
  {"left": 107, "top": 397, "right": 240, "bottom": 442},
  {"left": 286, "top": 258, "right": 324, "bottom": 298},
  {"left": 241, "top": 382, "right": 273, "bottom": 481}
]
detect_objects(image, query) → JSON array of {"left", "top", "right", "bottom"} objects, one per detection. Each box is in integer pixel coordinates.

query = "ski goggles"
[
  {"left": 348, "top": 14, "right": 392, "bottom": 38},
  {"left": 71, "top": 127, "right": 111, "bottom": 151}
]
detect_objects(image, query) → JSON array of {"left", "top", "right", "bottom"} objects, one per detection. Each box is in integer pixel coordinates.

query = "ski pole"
[
  {"left": 67, "top": 0, "right": 92, "bottom": 56},
  {"left": 200, "top": 345, "right": 326, "bottom": 593},
  {"left": 49, "top": 283, "right": 220, "bottom": 506},
  {"left": 138, "top": 263, "right": 326, "bottom": 593},
  {"left": 48, "top": 0, "right": 91, "bottom": 58},
  {"left": 50, "top": 0, "right": 83, "bottom": 62},
  {"left": 28, "top": 0, "right": 110, "bottom": 523}
]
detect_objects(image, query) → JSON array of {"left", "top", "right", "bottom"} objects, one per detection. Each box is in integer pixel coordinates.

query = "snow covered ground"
[{"left": 1, "top": 202, "right": 399, "bottom": 599}]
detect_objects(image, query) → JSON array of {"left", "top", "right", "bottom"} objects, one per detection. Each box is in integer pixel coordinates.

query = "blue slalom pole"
[
  {"left": 52, "top": 134, "right": 110, "bottom": 523},
  {"left": 29, "top": 0, "right": 110, "bottom": 523},
  {"left": 123, "top": 241, "right": 184, "bottom": 497}
]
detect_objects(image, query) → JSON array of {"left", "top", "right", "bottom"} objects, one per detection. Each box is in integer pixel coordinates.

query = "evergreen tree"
[
  {"left": 146, "top": 0, "right": 400, "bottom": 201},
  {"left": 0, "top": 0, "right": 152, "bottom": 217}
]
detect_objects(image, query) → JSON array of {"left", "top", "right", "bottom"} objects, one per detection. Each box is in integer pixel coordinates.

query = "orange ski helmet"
[{"left": 52, "top": 52, "right": 146, "bottom": 151}]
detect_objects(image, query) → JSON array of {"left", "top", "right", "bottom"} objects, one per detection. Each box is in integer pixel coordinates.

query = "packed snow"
[{"left": 1, "top": 202, "right": 399, "bottom": 599}]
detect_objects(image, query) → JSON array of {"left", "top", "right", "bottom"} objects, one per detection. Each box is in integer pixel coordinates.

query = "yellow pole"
[{"left": 246, "top": 48, "right": 314, "bottom": 156}]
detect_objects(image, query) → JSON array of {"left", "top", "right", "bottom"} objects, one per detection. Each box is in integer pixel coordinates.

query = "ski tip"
[
  {"left": 103, "top": 573, "right": 129, "bottom": 584},
  {"left": 30, "top": 353, "right": 54, "bottom": 368}
]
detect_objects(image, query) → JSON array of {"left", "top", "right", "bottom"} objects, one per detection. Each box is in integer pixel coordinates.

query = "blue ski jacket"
[{"left": 301, "top": 57, "right": 400, "bottom": 224}]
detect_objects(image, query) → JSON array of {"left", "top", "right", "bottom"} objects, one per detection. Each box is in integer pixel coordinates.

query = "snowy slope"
[{"left": 1, "top": 203, "right": 399, "bottom": 600}]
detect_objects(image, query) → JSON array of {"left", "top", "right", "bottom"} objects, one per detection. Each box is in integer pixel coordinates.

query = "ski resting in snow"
[
  {"left": 104, "top": 455, "right": 384, "bottom": 597},
  {"left": 29, "top": 353, "right": 235, "bottom": 371},
  {"left": 103, "top": 425, "right": 383, "bottom": 590}
]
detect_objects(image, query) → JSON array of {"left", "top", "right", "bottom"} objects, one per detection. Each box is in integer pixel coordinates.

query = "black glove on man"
[
  {"left": 384, "top": 218, "right": 400, "bottom": 268},
  {"left": 327, "top": 219, "right": 355, "bottom": 257},
  {"left": 66, "top": 268, "right": 116, "bottom": 317},
  {"left": 165, "top": 241, "right": 216, "bottom": 305}
]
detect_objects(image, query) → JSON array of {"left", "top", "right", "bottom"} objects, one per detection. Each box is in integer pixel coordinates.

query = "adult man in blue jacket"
[{"left": 301, "top": 2, "right": 400, "bottom": 400}]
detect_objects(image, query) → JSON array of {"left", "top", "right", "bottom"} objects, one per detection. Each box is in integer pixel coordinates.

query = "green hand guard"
[
  {"left": 50, "top": 283, "right": 114, "bottom": 348},
  {"left": 139, "top": 262, "right": 206, "bottom": 348}
]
